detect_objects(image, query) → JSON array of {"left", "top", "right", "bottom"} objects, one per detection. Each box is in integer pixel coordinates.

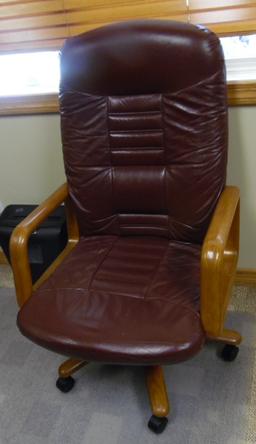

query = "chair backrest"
[{"left": 60, "top": 20, "right": 227, "bottom": 244}]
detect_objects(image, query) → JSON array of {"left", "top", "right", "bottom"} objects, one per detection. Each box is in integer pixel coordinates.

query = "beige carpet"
[
  {"left": 0, "top": 264, "right": 255, "bottom": 444},
  {"left": 0, "top": 264, "right": 14, "bottom": 289},
  {"left": 229, "top": 285, "right": 256, "bottom": 443}
]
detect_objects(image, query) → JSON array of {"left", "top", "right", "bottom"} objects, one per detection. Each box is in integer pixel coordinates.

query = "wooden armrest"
[
  {"left": 10, "top": 183, "right": 79, "bottom": 307},
  {"left": 201, "top": 186, "right": 240, "bottom": 338}
]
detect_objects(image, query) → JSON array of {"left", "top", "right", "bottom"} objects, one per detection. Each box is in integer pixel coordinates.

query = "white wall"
[
  {"left": 0, "top": 115, "right": 65, "bottom": 205},
  {"left": 227, "top": 107, "right": 256, "bottom": 269},
  {"left": 0, "top": 108, "right": 255, "bottom": 269}
]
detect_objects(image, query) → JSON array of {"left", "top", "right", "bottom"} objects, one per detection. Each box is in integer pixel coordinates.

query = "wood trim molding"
[
  {"left": 0, "top": 82, "right": 256, "bottom": 116},
  {"left": 0, "top": 94, "right": 59, "bottom": 116},
  {"left": 228, "top": 81, "right": 256, "bottom": 106},
  {"left": 235, "top": 268, "right": 256, "bottom": 285}
]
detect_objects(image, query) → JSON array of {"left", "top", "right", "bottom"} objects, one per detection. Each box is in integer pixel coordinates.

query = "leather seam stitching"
[
  {"left": 160, "top": 92, "right": 169, "bottom": 237},
  {"left": 108, "top": 111, "right": 161, "bottom": 116},
  {"left": 87, "top": 237, "right": 118, "bottom": 292},
  {"left": 144, "top": 242, "right": 170, "bottom": 300},
  {"left": 106, "top": 95, "right": 119, "bottom": 233}
]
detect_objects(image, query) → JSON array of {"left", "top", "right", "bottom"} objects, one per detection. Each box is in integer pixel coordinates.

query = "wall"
[
  {"left": 228, "top": 107, "right": 256, "bottom": 269},
  {"left": 0, "top": 108, "right": 255, "bottom": 269},
  {"left": 0, "top": 115, "right": 65, "bottom": 205}
]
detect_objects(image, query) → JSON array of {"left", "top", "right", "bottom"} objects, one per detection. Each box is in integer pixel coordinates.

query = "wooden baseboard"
[
  {"left": 235, "top": 268, "right": 256, "bottom": 285},
  {"left": 0, "top": 250, "right": 8, "bottom": 265}
]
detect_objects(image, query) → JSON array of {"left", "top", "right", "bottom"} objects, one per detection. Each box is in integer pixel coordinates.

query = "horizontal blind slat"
[
  {"left": 0, "top": 0, "right": 188, "bottom": 52},
  {"left": 189, "top": 0, "right": 256, "bottom": 10},
  {"left": 65, "top": 1, "right": 187, "bottom": 29},
  {"left": 188, "top": 0, "right": 256, "bottom": 34},
  {"left": 0, "top": 0, "right": 67, "bottom": 52},
  {"left": 206, "top": 19, "right": 256, "bottom": 35},
  {"left": 67, "top": 16, "right": 188, "bottom": 33},
  {"left": 69, "top": 15, "right": 187, "bottom": 37},
  {"left": 0, "top": 26, "right": 68, "bottom": 45},
  {"left": 0, "top": 13, "right": 67, "bottom": 32},
  {"left": 190, "top": 7, "right": 256, "bottom": 25},
  {"left": 0, "top": 1, "right": 64, "bottom": 19},
  {"left": 64, "top": 0, "right": 186, "bottom": 11},
  {"left": 2, "top": 39, "right": 65, "bottom": 52}
]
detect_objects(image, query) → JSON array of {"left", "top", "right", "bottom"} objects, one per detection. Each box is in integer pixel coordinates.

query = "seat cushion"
[{"left": 17, "top": 236, "right": 205, "bottom": 365}]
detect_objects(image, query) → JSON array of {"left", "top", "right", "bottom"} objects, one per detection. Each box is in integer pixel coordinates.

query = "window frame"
[
  {"left": 1, "top": 1, "right": 256, "bottom": 114},
  {"left": 1, "top": 37, "right": 256, "bottom": 115}
]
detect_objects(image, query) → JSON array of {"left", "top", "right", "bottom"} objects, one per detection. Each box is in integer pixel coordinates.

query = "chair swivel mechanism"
[{"left": 10, "top": 20, "right": 241, "bottom": 434}]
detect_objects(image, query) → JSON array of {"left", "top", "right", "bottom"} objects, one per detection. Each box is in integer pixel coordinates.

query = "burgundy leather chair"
[{"left": 11, "top": 20, "right": 241, "bottom": 434}]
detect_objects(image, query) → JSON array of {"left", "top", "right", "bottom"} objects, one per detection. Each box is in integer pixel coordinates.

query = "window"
[
  {"left": 0, "top": 51, "right": 60, "bottom": 97},
  {"left": 221, "top": 35, "right": 256, "bottom": 81},
  {"left": 1, "top": 0, "right": 256, "bottom": 110},
  {"left": 0, "top": 35, "right": 255, "bottom": 98}
]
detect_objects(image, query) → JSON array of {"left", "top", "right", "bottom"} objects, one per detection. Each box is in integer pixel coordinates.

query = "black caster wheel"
[
  {"left": 221, "top": 344, "right": 239, "bottom": 362},
  {"left": 56, "top": 376, "right": 75, "bottom": 393},
  {"left": 148, "top": 415, "right": 168, "bottom": 434}
]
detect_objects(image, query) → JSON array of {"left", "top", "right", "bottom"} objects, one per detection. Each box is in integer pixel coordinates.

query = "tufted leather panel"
[
  {"left": 18, "top": 236, "right": 204, "bottom": 364},
  {"left": 60, "top": 20, "right": 227, "bottom": 244}
]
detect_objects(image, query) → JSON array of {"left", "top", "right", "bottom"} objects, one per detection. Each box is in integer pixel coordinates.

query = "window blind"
[
  {"left": 188, "top": 1, "right": 256, "bottom": 36},
  {"left": 1, "top": 0, "right": 256, "bottom": 53},
  {"left": 0, "top": 1, "right": 68, "bottom": 52},
  {"left": 63, "top": 0, "right": 187, "bottom": 38},
  {"left": 0, "top": 0, "right": 187, "bottom": 52}
]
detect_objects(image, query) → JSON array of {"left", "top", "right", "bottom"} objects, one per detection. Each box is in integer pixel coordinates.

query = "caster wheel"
[
  {"left": 148, "top": 415, "right": 168, "bottom": 434},
  {"left": 221, "top": 344, "right": 239, "bottom": 362},
  {"left": 56, "top": 376, "right": 75, "bottom": 393}
]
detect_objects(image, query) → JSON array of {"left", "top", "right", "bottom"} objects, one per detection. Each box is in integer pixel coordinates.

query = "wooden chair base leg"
[
  {"left": 58, "top": 358, "right": 88, "bottom": 378},
  {"left": 146, "top": 366, "right": 170, "bottom": 417},
  {"left": 207, "top": 329, "right": 242, "bottom": 346}
]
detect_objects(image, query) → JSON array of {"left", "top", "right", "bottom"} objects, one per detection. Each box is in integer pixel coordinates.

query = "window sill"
[
  {"left": 227, "top": 81, "right": 256, "bottom": 106},
  {"left": 0, "top": 94, "right": 59, "bottom": 116},
  {"left": 0, "top": 82, "right": 256, "bottom": 116}
]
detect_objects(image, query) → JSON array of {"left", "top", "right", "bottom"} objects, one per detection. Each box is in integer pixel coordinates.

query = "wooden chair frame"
[{"left": 10, "top": 183, "right": 241, "bottom": 422}]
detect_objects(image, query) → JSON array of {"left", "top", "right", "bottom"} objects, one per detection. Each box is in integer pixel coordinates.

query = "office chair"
[{"left": 10, "top": 20, "right": 241, "bottom": 434}]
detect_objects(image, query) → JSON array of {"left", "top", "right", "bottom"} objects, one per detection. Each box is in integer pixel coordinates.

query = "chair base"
[
  {"left": 220, "top": 344, "right": 239, "bottom": 362},
  {"left": 148, "top": 415, "right": 168, "bottom": 434},
  {"left": 207, "top": 328, "right": 242, "bottom": 346},
  {"left": 58, "top": 358, "right": 88, "bottom": 378},
  {"left": 207, "top": 328, "right": 241, "bottom": 362},
  {"left": 55, "top": 336, "right": 240, "bottom": 433},
  {"left": 146, "top": 365, "right": 170, "bottom": 433},
  {"left": 56, "top": 358, "right": 88, "bottom": 393},
  {"left": 56, "top": 376, "right": 75, "bottom": 393}
]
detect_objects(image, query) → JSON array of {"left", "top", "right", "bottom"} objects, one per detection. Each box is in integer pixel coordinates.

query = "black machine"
[{"left": 0, "top": 205, "right": 67, "bottom": 283}]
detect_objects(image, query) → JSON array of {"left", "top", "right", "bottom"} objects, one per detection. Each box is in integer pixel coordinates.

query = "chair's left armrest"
[
  {"left": 10, "top": 183, "right": 78, "bottom": 307},
  {"left": 201, "top": 186, "right": 240, "bottom": 339}
]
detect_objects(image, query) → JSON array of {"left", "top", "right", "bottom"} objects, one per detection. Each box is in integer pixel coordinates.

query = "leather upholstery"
[
  {"left": 18, "top": 236, "right": 204, "bottom": 364},
  {"left": 18, "top": 20, "right": 228, "bottom": 364},
  {"left": 60, "top": 20, "right": 227, "bottom": 244}
]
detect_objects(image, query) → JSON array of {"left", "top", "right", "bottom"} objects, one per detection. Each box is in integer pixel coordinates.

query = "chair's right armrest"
[
  {"left": 201, "top": 186, "right": 240, "bottom": 341},
  {"left": 10, "top": 183, "right": 79, "bottom": 307}
]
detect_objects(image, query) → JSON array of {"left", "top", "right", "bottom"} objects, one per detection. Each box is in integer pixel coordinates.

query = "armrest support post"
[{"left": 201, "top": 186, "right": 240, "bottom": 339}]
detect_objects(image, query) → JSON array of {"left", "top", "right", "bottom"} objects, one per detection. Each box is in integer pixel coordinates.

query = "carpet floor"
[{"left": 0, "top": 267, "right": 255, "bottom": 444}]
